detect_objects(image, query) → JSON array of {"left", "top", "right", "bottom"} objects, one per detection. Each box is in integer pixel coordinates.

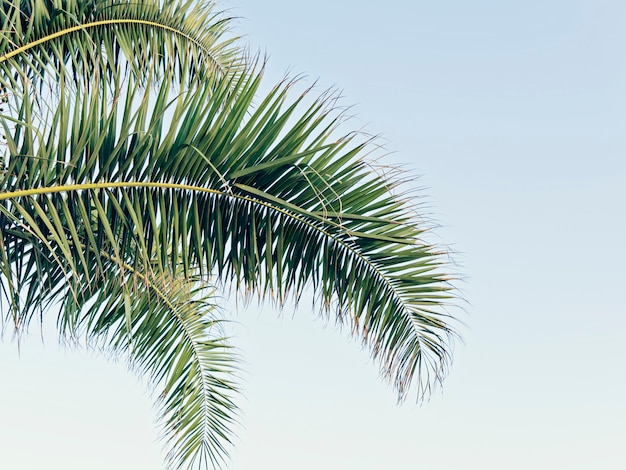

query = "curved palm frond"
[
  {"left": 2, "top": 57, "right": 455, "bottom": 400},
  {"left": 72, "top": 268, "right": 238, "bottom": 470},
  {"left": 0, "top": 0, "right": 241, "bottom": 90}
]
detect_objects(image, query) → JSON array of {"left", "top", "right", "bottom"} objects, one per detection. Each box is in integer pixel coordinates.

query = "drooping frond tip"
[
  {"left": 351, "top": 157, "right": 460, "bottom": 401},
  {"left": 70, "top": 270, "right": 239, "bottom": 469}
]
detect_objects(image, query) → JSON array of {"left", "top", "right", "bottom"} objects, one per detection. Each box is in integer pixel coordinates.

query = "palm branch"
[{"left": 0, "top": 1, "right": 457, "bottom": 468}]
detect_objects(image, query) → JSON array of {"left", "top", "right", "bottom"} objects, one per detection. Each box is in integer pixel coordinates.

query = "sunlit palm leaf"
[
  {"left": 73, "top": 268, "right": 238, "bottom": 470},
  {"left": 0, "top": 0, "right": 240, "bottom": 86},
  {"left": 0, "top": 0, "right": 457, "bottom": 469},
  {"left": 3, "top": 57, "right": 455, "bottom": 397}
]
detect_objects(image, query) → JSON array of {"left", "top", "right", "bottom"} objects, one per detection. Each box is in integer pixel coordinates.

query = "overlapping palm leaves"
[{"left": 0, "top": 0, "right": 456, "bottom": 468}]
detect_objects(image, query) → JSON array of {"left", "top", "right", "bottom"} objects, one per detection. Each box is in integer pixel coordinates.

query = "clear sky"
[{"left": 1, "top": 1, "right": 625, "bottom": 469}]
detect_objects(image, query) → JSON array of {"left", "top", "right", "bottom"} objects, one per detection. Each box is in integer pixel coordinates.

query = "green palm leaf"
[
  {"left": 0, "top": 0, "right": 458, "bottom": 468},
  {"left": 0, "top": 0, "right": 240, "bottom": 85},
  {"left": 3, "top": 58, "right": 455, "bottom": 392},
  {"left": 73, "top": 267, "right": 238, "bottom": 470}
]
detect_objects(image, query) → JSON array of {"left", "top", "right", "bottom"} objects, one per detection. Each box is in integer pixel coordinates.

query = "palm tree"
[{"left": 0, "top": 0, "right": 456, "bottom": 468}]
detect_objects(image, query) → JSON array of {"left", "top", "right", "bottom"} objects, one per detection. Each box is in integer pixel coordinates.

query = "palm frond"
[
  {"left": 2, "top": 58, "right": 455, "bottom": 401},
  {"left": 70, "top": 267, "right": 238, "bottom": 470},
  {"left": 0, "top": 0, "right": 241, "bottom": 88},
  {"left": 0, "top": 1, "right": 458, "bottom": 468}
]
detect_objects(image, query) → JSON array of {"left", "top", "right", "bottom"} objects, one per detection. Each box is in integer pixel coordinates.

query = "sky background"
[{"left": 1, "top": 0, "right": 625, "bottom": 468}]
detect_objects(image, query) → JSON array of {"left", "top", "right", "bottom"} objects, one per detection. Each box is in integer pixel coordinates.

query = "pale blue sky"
[{"left": 1, "top": 1, "right": 625, "bottom": 469}]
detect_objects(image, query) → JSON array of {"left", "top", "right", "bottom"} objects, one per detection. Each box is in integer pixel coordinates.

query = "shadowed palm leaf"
[{"left": 0, "top": 0, "right": 457, "bottom": 469}]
